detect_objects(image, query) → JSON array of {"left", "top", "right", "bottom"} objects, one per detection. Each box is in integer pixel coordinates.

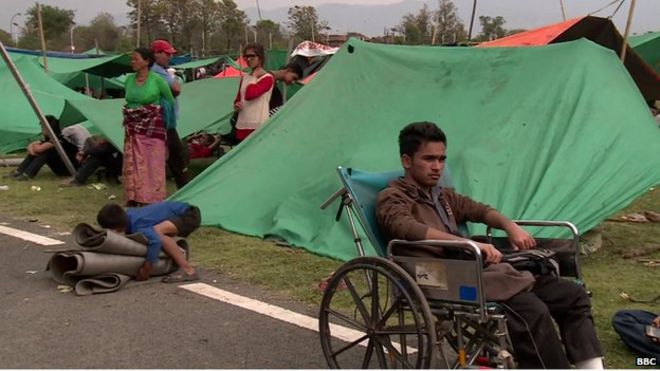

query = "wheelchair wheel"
[{"left": 319, "top": 257, "right": 438, "bottom": 369}]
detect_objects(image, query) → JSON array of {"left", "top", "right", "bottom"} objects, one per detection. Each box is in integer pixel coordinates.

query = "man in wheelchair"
[{"left": 376, "top": 122, "right": 604, "bottom": 369}]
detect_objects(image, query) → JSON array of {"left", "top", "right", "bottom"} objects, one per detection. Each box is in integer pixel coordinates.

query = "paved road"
[{"left": 0, "top": 214, "right": 337, "bottom": 368}]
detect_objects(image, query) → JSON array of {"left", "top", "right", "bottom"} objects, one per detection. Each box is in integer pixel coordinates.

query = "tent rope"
[
  {"left": 588, "top": 0, "right": 625, "bottom": 16},
  {"left": 608, "top": 0, "right": 627, "bottom": 18}
]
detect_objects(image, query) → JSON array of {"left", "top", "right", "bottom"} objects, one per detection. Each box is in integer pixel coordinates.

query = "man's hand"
[
  {"left": 75, "top": 151, "right": 85, "bottom": 163},
  {"left": 653, "top": 316, "right": 660, "bottom": 328},
  {"left": 27, "top": 141, "right": 39, "bottom": 156},
  {"left": 476, "top": 242, "right": 503, "bottom": 264},
  {"left": 506, "top": 223, "right": 536, "bottom": 250}
]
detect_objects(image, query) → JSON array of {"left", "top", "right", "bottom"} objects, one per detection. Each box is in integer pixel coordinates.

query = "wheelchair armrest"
[
  {"left": 386, "top": 239, "right": 483, "bottom": 266},
  {"left": 486, "top": 220, "right": 579, "bottom": 242}
]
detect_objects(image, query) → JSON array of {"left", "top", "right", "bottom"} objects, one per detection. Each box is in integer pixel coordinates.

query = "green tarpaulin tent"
[
  {"left": 0, "top": 56, "right": 92, "bottom": 153},
  {"left": 171, "top": 38, "right": 660, "bottom": 262},
  {"left": 629, "top": 31, "right": 660, "bottom": 74},
  {"left": 61, "top": 77, "right": 239, "bottom": 149}
]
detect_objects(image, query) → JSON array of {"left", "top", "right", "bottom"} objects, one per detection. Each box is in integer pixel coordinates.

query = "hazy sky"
[{"left": 1, "top": 0, "right": 658, "bottom": 37}]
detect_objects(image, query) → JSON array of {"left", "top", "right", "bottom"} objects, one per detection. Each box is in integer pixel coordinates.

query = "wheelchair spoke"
[
  {"left": 370, "top": 269, "right": 381, "bottom": 323},
  {"left": 376, "top": 296, "right": 403, "bottom": 328},
  {"left": 361, "top": 338, "right": 375, "bottom": 369},
  {"left": 373, "top": 336, "right": 389, "bottom": 368},
  {"left": 325, "top": 308, "right": 368, "bottom": 332},
  {"left": 330, "top": 334, "right": 369, "bottom": 358},
  {"left": 344, "top": 275, "right": 372, "bottom": 325},
  {"left": 373, "top": 334, "right": 415, "bottom": 369}
]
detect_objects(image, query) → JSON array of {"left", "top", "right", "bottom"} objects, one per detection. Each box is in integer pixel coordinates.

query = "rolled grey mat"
[
  {"left": 74, "top": 274, "right": 132, "bottom": 296},
  {"left": 73, "top": 223, "right": 149, "bottom": 257},
  {"left": 49, "top": 251, "right": 177, "bottom": 285}
]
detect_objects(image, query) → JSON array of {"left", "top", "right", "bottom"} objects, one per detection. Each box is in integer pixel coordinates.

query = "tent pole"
[
  {"left": 467, "top": 0, "right": 477, "bottom": 42},
  {"left": 136, "top": 0, "right": 141, "bottom": 48},
  {"left": 0, "top": 40, "right": 78, "bottom": 177},
  {"left": 36, "top": 2, "right": 48, "bottom": 73},
  {"left": 620, "top": 0, "right": 637, "bottom": 61},
  {"left": 559, "top": 0, "right": 567, "bottom": 21}
]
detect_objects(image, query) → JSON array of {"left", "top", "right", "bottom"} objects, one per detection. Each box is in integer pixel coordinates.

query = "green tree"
[
  {"left": 194, "top": 0, "right": 222, "bottom": 56},
  {"left": 476, "top": 15, "right": 507, "bottom": 41},
  {"left": 214, "top": 0, "right": 249, "bottom": 52},
  {"left": 434, "top": 0, "right": 467, "bottom": 44},
  {"left": 286, "top": 5, "right": 329, "bottom": 43},
  {"left": 396, "top": 4, "right": 433, "bottom": 45},
  {"left": 255, "top": 19, "right": 285, "bottom": 49},
  {"left": 0, "top": 29, "right": 12, "bottom": 46},
  {"left": 126, "top": 0, "right": 167, "bottom": 47},
  {"left": 75, "top": 13, "right": 121, "bottom": 53},
  {"left": 23, "top": 4, "right": 76, "bottom": 51}
]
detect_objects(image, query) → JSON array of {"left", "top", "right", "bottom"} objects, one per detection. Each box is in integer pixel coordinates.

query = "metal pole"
[
  {"left": 620, "top": 0, "right": 637, "bottom": 61},
  {"left": 255, "top": 0, "right": 262, "bottom": 21},
  {"left": 467, "top": 0, "right": 477, "bottom": 42},
  {"left": 0, "top": 40, "right": 77, "bottom": 176},
  {"left": 36, "top": 2, "right": 48, "bottom": 73},
  {"left": 69, "top": 25, "right": 75, "bottom": 54},
  {"left": 136, "top": 0, "right": 141, "bottom": 47},
  {"left": 559, "top": 0, "right": 567, "bottom": 21}
]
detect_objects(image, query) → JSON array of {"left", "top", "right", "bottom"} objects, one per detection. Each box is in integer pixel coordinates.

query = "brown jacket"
[
  {"left": 376, "top": 177, "right": 535, "bottom": 301},
  {"left": 376, "top": 177, "right": 494, "bottom": 243}
]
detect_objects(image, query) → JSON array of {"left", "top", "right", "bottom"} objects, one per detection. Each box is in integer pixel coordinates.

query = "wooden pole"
[
  {"left": 559, "top": 0, "right": 567, "bottom": 21},
  {"left": 0, "top": 40, "right": 77, "bottom": 176},
  {"left": 620, "top": 0, "right": 637, "bottom": 61},
  {"left": 36, "top": 2, "right": 48, "bottom": 73},
  {"left": 431, "top": 23, "right": 438, "bottom": 45}
]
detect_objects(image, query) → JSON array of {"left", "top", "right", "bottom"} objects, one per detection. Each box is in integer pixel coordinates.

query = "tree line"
[{"left": 0, "top": 0, "right": 520, "bottom": 56}]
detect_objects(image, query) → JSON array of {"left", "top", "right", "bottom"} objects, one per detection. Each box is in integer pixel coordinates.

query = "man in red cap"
[{"left": 150, "top": 39, "right": 189, "bottom": 189}]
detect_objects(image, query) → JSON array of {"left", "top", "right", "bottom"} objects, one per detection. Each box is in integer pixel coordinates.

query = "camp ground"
[
  {"left": 170, "top": 38, "right": 660, "bottom": 261},
  {"left": 0, "top": 1, "right": 659, "bottom": 367}
]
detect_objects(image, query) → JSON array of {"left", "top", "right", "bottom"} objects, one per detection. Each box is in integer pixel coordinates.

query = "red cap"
[{"left": 151, "top": 40, "right": 177, "bottom": 54}]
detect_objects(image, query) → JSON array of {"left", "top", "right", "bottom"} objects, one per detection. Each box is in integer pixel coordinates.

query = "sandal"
[{"left": 162, "top": 269, "right": 200, "bottom": 283}]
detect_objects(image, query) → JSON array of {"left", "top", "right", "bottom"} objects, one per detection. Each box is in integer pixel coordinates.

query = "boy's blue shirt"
[{"left": 126, "top": 201, "right": 189, "bottom": 262}]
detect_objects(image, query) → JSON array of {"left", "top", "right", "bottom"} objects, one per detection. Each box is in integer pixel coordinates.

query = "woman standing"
[
  {"left": 233, "top": 43, "right": 274, "bottom": 141},
  {"left": 122, "top": 48, "right": 175, "bottom": 206}
]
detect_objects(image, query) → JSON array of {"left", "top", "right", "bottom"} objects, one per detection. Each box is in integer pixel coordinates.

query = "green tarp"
[
  {"left": 629, "top": 32, "right": 660, "bottom": 74},
  {"left": 61, "top": 77, "right": 239, "bottom": 149},
  {"left": 171, "top": 38, "right": 660, "bottom": 262},
  {"left": 173, "top": 56, "right": 224, "bottom": 70},
  {"left": 0, "top": 56, "right": 92, "bottom": 153}
]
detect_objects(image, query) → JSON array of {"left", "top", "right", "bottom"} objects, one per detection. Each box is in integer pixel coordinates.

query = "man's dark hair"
[
  {"left": 97, "top": 203, "right": 129, "bottom": 230},
  {"left": 398, "top": 121, "right": 447, "bottom": 157},
  {"left": 43, "top": 115, "right": 61, "bottom": 138},
  {"left": 284, "top": 62, "right": 303, "bottom": 79},
  {"left": 134, "top": 47, "right": 155, "bottom": 68}
]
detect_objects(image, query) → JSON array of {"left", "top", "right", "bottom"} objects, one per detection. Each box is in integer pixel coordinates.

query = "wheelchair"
[{"left": 318, "top": 167, "right": 584, "bottom": 369}]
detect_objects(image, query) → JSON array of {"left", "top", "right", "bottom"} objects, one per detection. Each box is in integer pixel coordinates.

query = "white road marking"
[
  {"left": 0, "top": 225, "right": 64, "bottom": 246},
  {"left": 181, "top": 282, "right": 369, "bottom": 345}
]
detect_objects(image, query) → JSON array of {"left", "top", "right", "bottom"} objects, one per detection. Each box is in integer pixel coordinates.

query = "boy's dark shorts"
[{"left": 169, "top": 206, "right": 201, "bottom": 237}]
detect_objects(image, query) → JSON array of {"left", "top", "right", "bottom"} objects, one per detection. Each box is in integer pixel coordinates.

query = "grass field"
[{"left": 0, "top": 162, "right": 657, "bottom": 368}]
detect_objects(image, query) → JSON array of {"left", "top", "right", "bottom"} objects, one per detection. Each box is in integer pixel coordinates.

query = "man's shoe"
[
  {"left": 15, "top": 173, "right": 30, "bottom": 181},
  {"left": 59, "top": 178, "right": 82, "bottom": 187}
]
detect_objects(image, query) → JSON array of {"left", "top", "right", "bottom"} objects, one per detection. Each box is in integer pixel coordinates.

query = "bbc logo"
[{"left": 635, "top": 357, "right": 657, "bottom": 366}]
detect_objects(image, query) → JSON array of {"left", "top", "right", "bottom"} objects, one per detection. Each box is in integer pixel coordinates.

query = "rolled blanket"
[
  {"left": 74, "top": 274, "right": 132, "bottom": 296},
  {"left": 49, "top": 251, "right": 177, "bottom": 285},
  {"left": 73, "top": 223, "right": 149, "bottom": 257}
]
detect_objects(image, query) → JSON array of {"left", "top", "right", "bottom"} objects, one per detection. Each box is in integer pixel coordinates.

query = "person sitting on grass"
[
  {"left": 186, "top": 132, "right": 222, "bottom": 159},
  {"left": 9, "top": 117, "right": 89, "bottom": 181},
  {"left": 96, "top": 201, "right": 201, "bottom": 283},
  {"left": 61, "top": 136, "right": 123, "bottom": 187}
]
